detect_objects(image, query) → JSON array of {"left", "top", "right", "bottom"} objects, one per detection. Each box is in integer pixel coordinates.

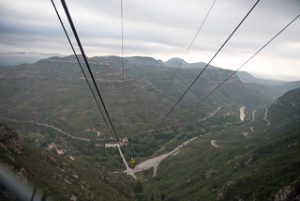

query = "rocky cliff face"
[
  {"left": 0, "top": 123, "right": 24, "bottom": 201},
  {"left": 274, "top": 177, "right": 300, "bottom": 201},
  {"left": 0, "top": 123, "right": 22, "bottom": 153}
]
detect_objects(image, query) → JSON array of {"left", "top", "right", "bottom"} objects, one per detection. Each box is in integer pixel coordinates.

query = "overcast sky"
[{"left": 0, "top": 0, "right": 299, "bottom": 80}]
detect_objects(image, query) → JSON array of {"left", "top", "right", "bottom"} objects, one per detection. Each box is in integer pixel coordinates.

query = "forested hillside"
[
  {"left": 1, "top": 56, "right": 299, "bottom": 201},
  {"left": 141, "top": 88, "right": 300, "bottom": 201}
]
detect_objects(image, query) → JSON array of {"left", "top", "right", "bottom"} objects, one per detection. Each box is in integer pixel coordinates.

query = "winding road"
[
  {"left": 0, "top": 117, "right": 90, "bottom": 142},
  {"left": 251, "top": 109, "right": 256, "bottom": 122},
  {"left": 124, "top": 106, "right": 223, "bottom": 178},
  {"left": 263, "top": 107, "right": 271, "bottom": 126},
  {"left": 125, "top": 137, "right": 197, "bottom": 178},
  {"left": 210, "top": 140, "right": 222, "bottom": 148},
  {"left": 199, "top": 106, "right": 222, "bottom": 122}
]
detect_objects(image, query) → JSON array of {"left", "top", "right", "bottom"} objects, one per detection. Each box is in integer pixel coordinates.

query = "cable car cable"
[
  {"left": 50, "top": 0, "right": 113, "bottom": 136},
  {"left": 60, "top": 0, "right": 118, "bottom": 139},
  {"left": 172, "top": 14, "right": 300, "bottom": 127},
  {"left": 155, "top": 0, "right": 260, "bottom": 129},
  {"left": 162, "top": 0, "right": 217, "bottom": 95}
]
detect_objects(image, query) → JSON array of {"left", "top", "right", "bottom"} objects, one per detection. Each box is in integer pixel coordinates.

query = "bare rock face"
[
  {"left": 274, "top": 177, "right": 300, "bottom": 201},
  {"left": 0, "top": 123, "right": 22, "bottom": 153}
]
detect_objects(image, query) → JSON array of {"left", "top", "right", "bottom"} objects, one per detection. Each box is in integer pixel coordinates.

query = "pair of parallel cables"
[
  {"left": 51, "top": 0, "right": 299, "bottom": 137},
  {"left": 51, "top": 0, "right": 120, "bottom": 140}
]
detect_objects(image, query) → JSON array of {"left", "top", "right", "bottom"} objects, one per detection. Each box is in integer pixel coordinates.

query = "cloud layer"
[{"left": 0, "top": 0, "right": 299, "bottom": 80}]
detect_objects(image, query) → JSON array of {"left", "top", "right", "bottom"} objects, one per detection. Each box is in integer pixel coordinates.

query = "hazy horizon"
[
  {"left": 0, "top": 0, "right": 299, "bottom": 80},
  {"left": 1, "top": 53, "right": 299, "bottom": 82}
]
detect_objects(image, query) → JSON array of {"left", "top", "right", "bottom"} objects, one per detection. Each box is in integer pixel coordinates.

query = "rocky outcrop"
[
  {"left": 0, "top": 123, "right": 22, "bottom": 153},
  {"left": 274, "top": 177, "right": 300, "bottom": 201}
]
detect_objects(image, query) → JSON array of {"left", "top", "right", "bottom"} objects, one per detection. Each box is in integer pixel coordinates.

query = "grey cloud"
[{"left": 0, "top": 0, "right": 299, "bottom": 80}]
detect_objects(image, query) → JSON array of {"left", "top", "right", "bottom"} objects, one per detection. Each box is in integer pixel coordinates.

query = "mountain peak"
[{"left": 165, "top": 57, "right": 188, "bottom": 67}]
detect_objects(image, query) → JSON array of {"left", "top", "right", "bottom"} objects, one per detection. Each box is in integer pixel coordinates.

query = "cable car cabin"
[{"left": 130, "top": 157, "right": 136, "bottom": 165}]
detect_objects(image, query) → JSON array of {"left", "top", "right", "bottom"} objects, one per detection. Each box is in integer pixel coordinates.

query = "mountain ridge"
[{"left": 0, "top": 55, "right": 299, "bottom": 201}]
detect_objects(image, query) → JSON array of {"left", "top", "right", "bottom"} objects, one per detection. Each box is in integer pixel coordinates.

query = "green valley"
[{"left": 0, "top": 56, "right": 299, "bottom": 201}]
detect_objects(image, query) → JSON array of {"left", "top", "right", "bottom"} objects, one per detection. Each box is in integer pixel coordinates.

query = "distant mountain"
[
  {"left": 0, "top": 52, "right": 62, "bottom": 66},
  {"left": 280, "top": 81, "right": 300, "bottom": 92},
  {"left": 236, "top": 71, "right": 300, "bottom": 101},
  {"left": 244, "top": 80, "right": 300, "bottom": 101},
  {"left": 165, "top": 58, "right": 189, "bottom": 67},
  {"left": 165, "top": 59, "right": 300, "bottom": 99},
  {"left": 165, "top": 57, "right": 212, "bottom": 69},
  {"left": 237, "top": 71, "right": 286, "bottom": 85},
  {"left": 0, "top": 55, "right": 263, "bottom": 135},
  {"left": 125, "top": 56, "right": 164, "bottom": 66}
]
